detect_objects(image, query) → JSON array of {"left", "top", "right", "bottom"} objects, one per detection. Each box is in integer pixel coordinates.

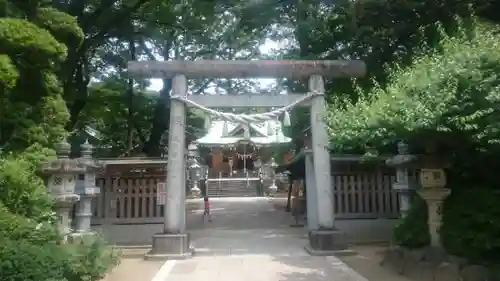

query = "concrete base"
[
  {"left": 305, "top": 229, "right": 356, "bottom": 256},
  {"left": 144, "top": 233, "right": 193, "bottom": 261}
]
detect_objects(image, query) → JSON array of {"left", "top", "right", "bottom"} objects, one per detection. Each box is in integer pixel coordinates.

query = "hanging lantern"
[
  {"left": 204, "top": 116, "right": 211, "bottom": 131},
  {"left": 222, "top": 121, "right": 228, "bottom": 137},
  {"left": 283, "top": 111, "right": 291, "bottom": 127}
]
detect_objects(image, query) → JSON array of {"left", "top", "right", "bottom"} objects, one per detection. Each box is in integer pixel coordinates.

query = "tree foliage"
[
  {"left": 326, "top": 19, "right": 500, "bottom": 262},
  {"left": 327, "top": 21, "right": 500, "bottom": 154},
  {"left": 0, "top": 1, "right": 80, "bottom": 152},
  {"left": 0, "top": 1, "right": 120, "bottom": 280}
]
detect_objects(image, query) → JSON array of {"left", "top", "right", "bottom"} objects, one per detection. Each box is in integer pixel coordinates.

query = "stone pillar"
[
  {"left": 305, "top": 75, "right": 351, "bottom": 256},
  {"left": 40, "top": 139, "right": 84, "bottom": 240},
  {"left": 73, "top": 140, "right": 101, "bottom": 237},
  {"left": 146, "top": 75, "right": 191, "bottom": 260},
  {"left": 417, "top": 169, "right": 450, "bottom": 248},
  {"left": 385, "top": 141, "right": 417, "bottom": 218},
  {"left": 304, "top": 149, "right": 318, "bottom": 230}
]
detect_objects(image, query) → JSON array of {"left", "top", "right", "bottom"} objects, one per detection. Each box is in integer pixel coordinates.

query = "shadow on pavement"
[{"left": 272, "top": 255, "right": 370, "bottom": 281}]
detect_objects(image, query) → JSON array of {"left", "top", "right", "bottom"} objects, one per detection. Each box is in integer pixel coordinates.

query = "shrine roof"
[{"left": 195, "top": 120, "right": 291, "bottom": 147}]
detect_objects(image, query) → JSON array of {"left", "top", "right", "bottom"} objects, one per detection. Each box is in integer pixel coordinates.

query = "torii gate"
[{"left": 127, "top": 60, "right": 366, "bottom": 259}]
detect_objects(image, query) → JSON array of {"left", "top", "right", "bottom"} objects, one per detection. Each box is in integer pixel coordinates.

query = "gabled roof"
[
  {"left": 228, "top": 122, "right": 267, "bottom": 138},
  {"left": 195, "top": 120, "right": 291, "bottom": 147}
]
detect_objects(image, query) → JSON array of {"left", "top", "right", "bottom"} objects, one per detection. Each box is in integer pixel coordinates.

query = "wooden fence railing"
[
  {"left": 91, "top": 177, "right": 165, "bottom": 225},
  {"left": 88, "top": 157, "right": 411, "bottom": 225},
  {"left": 332, "top": 171, "right": 399, "bottom": 219}
]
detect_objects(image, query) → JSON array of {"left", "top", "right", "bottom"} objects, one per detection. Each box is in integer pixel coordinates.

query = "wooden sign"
[{"left": 156, "top": 182, "right": 166, "bottom": 205}]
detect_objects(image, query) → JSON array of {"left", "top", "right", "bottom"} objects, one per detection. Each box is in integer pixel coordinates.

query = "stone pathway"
[{"left": 159, "top": 197, "right": 369, "bottom": 281}]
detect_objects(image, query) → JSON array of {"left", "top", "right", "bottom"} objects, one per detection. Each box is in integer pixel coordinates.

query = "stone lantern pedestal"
[
  {"left": 386, "top": 142, "right": 417, "bottom": 218},
  {"left": 73, "top": 140, "right": 102, "bottom": 239},
  {"left": 40, "top": 139, "right": 85, "bottom": 240},
  {"left": 417, "top": 168, "right": 451, "bottom": 248},
  {"left": 187, "top": 143, "right": 201, "bottom": 197}
]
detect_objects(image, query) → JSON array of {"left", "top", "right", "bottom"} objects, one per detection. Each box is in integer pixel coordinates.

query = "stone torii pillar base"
[
  {"left": 144, "top": 233, "right": 192, "bottom": 261},
  {"left": 305, "top": 229, "right": 355, "bottom": 256}
]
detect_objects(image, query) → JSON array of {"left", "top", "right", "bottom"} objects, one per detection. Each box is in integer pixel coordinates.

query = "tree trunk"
[
  {"left": 142, "top": 79, "right": 172, "bottom": 156},
  {"left": 126, "top": 37, "right": 136, "bottom": 155},
  {"left": 142, "top": 37, "right": 175, "bottom": 156}
]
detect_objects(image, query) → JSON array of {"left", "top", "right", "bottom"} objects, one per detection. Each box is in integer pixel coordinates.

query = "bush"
[
  {"left": 0, "top": 217, "right": 120, "bottom": 281},
  {"left": 0, "top": 155, "right": 53, "bottom": 219},
  {"left": 0, "top": 203, "right": 59, "bottom": 244},
  {"left": 0, "top": 239, "right": 69, "bottom": 281},
  {"left": 0, "top": 153, "right": 120, "bottom": 281},
  {"left": 393, "top": 195, "right": 430, "bottom": 248},
  {"left": 393, "top": 188, "right": 500, "bottom": 263},
  {"left": 63, "top": 236, "right": 121, "bottom": 281},
  {"left": 441, "top": 188, "right": 500, "bottom": 262}
]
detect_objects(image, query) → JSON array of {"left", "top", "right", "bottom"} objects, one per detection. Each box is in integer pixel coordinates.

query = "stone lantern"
[
  {"left": 385, "top": 141, "right": 417, "bottom": 218},
  {"left": 418, "top": 165, "right": 450, "bottom": 248},
  {"left": 187, "top": 143, "right": 201, "bottom": 196},
  {"left": 40, "top": 139, "right": 85, "bottom": 239},
  {"left": 74, "top": 140, "right": 101, "bottom": 236},
  {"left": 268, "top": 157, "right": 278, "bottom": 194}
]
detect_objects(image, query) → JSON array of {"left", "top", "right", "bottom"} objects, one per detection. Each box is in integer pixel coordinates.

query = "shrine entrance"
[
  {"left": 127, "top": 60, "right": 365, "bottom": 259},
  {"left": 195, "top": 117, "right": 291, "bottom": 197}
]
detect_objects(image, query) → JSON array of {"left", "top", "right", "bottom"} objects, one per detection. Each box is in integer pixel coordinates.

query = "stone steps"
[{"left": 206, "top": 179, "right": 259, "bottom": 198}]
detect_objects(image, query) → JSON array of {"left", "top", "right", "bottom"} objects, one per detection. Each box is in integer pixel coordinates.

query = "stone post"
[
  {"left": 305, "top": 75, "right": 351, "bottom": 255},
  {"left": 304, "top": 149, "right": 319, "bottom": 230},
  {"left": 187, "top": 143, "right": 201, "bottom": 197},
  {"left": 40, "top": 139, "right": 85, "bottom": 240},
  {"left": 146, "top": 74, "right": 191, "bottom": 260},
  {"left": 385, "top": 141, "right": 417, "bottom": 218},
  {"left": 418, "top": 168, "right": 450, "bottom": 248},
  {"left": 73, "top": 140, "right": 101, "bottom": 237}
]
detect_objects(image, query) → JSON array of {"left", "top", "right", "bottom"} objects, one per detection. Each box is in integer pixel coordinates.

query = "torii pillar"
[{"left": 128, "top": 60, "right": 366, "bottom": 259}]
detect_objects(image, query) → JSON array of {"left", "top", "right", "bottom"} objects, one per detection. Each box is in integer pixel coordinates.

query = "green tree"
[
  {"left": 0, "top": 1, "right": 83, "bottom": 153},
  {"left": 326, "top": 20, "right": 500, "bottom": 261}
]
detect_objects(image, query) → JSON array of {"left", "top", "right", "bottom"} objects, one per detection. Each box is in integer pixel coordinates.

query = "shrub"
[
  {"left": 441, "top": 188, "right": 500, "bottom": 262},
  {"left": 0, "top": 208, "right": 121, "bottom": 281},
  {"left": 0, "top": 239, "right": 69, "bottom": 281},
  {"left": 393, "top": 187, "right": 500, "bottom": 263},
  {"left": 0, "top": 203, "right": 59, "bottom": 244},
  {"left": 0, "top": 155, "right": 53, "bottom": 219},
  {"left": 63, "top": 236, "right": 121, "bottom": 281},
  {"left": 393, "top": 195, "right": 430, "bottom": 248}
]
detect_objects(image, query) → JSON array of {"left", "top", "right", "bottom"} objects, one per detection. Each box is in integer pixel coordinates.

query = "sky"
[{"left": 147, "top": 39, "right": 280, "bottom": 92}]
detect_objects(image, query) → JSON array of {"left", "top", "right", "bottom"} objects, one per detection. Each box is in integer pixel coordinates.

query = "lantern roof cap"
[{"left": 40, "top": 158, "right": 86, "bottom": 174}]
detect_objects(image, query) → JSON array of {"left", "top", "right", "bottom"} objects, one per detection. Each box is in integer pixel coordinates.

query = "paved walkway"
[{"left": 157, "top": 197, "right": 369, "bottom": 281}]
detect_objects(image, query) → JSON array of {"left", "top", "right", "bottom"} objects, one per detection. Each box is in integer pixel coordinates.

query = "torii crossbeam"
[{"left": 127, "top": 60, "right": 366, "bottom": 78}]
